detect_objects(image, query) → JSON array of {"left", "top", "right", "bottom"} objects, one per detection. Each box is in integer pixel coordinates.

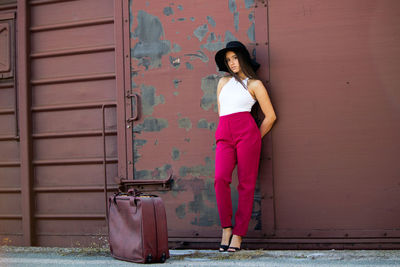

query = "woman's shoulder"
[
  {"left": 219, "top": 75, "right": 232, "bottom": 82},
  {"left": 217, "top": 75, "right": 232, "bottom": 88},
  {"left": 247, "top": 78, "right": 264, "bottom": 89},
  {"left": 247, "top": 78, "right": 263, "bottom": 86}
]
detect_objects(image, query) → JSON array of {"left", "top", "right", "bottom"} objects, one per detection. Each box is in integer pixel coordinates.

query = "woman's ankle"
[
  {"left": 222, "top": 227, "right": 232, "bottom": 235},
  {"left": 221, "top": 228, "right": 233, "bottom": 245},
  {"left": 229, "top": 235, "right": 242, "bottom": 246}
]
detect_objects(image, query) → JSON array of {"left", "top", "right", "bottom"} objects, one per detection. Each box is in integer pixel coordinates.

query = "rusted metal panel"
[
  {"left": 126, "top": 0, "right": 264, "bottom": 240},
  {"left": 268, "top": 0, "right": 400, "bottom": 238}
]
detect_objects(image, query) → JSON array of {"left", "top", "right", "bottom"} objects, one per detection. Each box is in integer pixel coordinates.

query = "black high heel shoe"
[
  {"left": 219, "top": 227, "right": 232, "bottom": 252},
  {"left": 227, "top": 246, "right": 241, "bottom": 252},
  {"left": 227, "top": 235, "right": 242, "bottom": 252}
]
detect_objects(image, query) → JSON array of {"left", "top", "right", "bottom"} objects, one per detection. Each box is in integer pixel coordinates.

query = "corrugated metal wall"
[
  {"left": 30, "top": 0, "right": 118, "bottom": 247},
  {"left": 0, "top": 0, "right": 121, "bottom": 247}
]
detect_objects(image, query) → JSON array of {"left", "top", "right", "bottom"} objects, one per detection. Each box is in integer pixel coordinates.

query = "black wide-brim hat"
[{"left": 215, "top": 41, "right": 260, "bottom": 73}]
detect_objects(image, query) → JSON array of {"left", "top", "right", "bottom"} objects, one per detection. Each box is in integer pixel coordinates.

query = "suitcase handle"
[{"left": 109, "top": 194, "right": 138, "bottom": 213}]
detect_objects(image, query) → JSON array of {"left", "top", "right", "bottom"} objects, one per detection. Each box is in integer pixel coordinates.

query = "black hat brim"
[{"left": 215, "top": 46, "right": 260, "bottom": 73}]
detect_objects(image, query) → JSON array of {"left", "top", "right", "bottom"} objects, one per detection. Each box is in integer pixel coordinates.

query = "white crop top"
[{"left": 218, "top": 77, "right": 256, "bottom": 116}]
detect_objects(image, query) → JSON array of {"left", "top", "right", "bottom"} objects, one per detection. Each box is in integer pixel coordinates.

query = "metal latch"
[{"left": 119, "top": 173, "right": 173, "bottom": 192}]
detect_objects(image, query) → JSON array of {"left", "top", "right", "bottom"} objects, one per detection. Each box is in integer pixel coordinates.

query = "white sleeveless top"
[{"left": 218, "top": 77, "right": 256, "bottom": 116}]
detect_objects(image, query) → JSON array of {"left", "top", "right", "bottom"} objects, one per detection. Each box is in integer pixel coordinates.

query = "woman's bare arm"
[
  {"left": 249, "top": 80, "right": 277, "bottom": 138},
  {"left": 216, "top": 76, "right": 230, "bottom": 115}
]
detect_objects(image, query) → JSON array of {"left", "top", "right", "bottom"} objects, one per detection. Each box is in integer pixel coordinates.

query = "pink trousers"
[{"left": 214, "top": 112, "right": 261, "bottom": 237}]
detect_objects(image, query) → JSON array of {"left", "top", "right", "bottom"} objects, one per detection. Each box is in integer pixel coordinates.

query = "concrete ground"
[{"left": 0, "top": 246, "right": 399, "bottom": 267}]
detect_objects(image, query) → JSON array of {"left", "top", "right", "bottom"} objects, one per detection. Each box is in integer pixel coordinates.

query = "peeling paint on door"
[
  {"left": 200, "top": 75, "right": 219, "bottom": 112},
  {"left": 132, "top": 10, "right": 171, "bottom": 69},
  {"left": 128, "top": 0, "right": 266, "bottom": 241}
]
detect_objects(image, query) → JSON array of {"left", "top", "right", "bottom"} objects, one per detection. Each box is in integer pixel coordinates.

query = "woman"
[{"left": 214, "top": 41, "right": 276, "bottom": 252}]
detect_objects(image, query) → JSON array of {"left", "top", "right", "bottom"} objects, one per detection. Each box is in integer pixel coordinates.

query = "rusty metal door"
[
  {"left": 124, "top": 0, "right": 274, "bottom": 244},
  {"left": 267, "top": 0, "right": 400, "bottom": 248}
]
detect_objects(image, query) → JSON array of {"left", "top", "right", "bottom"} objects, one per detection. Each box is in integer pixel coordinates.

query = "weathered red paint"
[{"left": 126, "top": 0, "right": 265, "bottom": 241}]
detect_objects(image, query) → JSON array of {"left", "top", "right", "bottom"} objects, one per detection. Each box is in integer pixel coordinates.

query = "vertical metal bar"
[
  {"left": 102, "top": 104, "right": 109, "bottom": 221},
  {"left": 14, "top": 53, "right": 20, "bottom": 139},
  {"left": 114, "top": 0, "right": 128, "bottom": 180},
  {"left": 11, "top": 12, "right": 19, "bottom": 139},
  {"left": 17, "top": 0, "right": 34, "bottom": 246},
  {"left": 255, "top": 0, "right": 276, "bottom": 237},
  {"left": 122, "top": 0, "right": 134, "bottom": 180}
]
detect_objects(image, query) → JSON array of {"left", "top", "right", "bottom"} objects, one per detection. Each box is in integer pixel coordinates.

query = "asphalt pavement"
[{"left": 1, "top": 246, "right": 400, "bottom": 266}]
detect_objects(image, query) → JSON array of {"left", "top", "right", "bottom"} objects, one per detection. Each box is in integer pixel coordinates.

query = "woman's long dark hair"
[{"left": 224, "top": 50, "right": 263, "bottom": 127}]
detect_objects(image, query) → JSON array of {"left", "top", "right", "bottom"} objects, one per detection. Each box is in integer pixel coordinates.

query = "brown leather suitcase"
[{"left": 108, "top": 191, "right": 170, "bottom": 263}]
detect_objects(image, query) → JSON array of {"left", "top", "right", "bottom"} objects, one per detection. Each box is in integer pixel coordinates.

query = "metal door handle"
[{"left": 127, "top": 93, "right": 139, "bottom": 122}]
